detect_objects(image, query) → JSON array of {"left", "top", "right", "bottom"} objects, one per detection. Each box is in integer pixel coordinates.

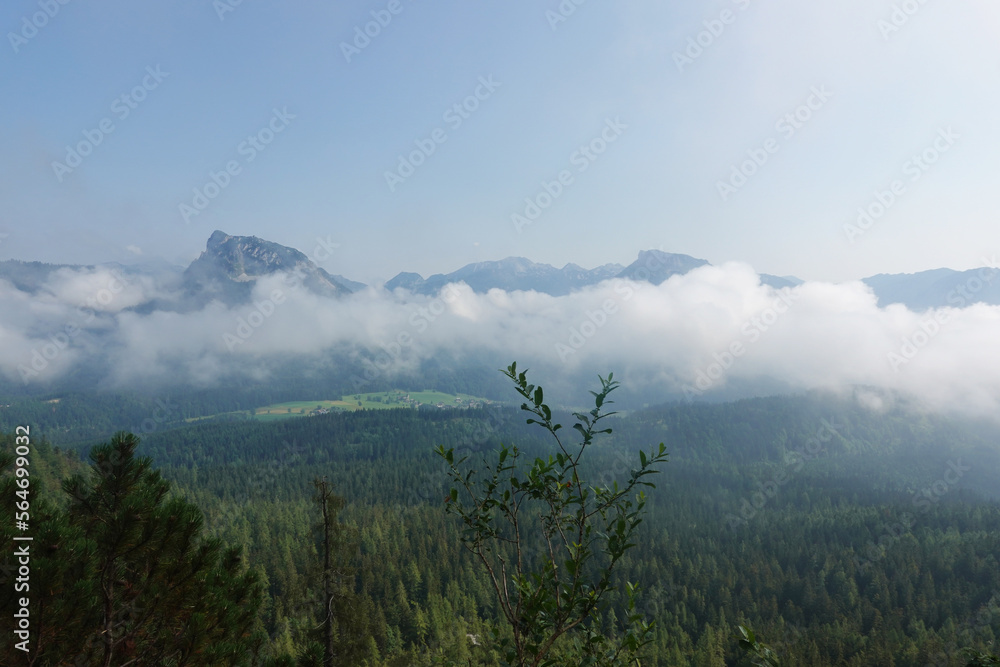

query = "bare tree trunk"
[
  {"left": 102, "top": 574, "right": 114, "bottom": 667},
  {"left": 319, "top": 478, "right": 334, "bottom": 667}
]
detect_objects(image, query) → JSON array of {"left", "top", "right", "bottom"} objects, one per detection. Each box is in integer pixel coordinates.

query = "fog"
[{"left": 2, "top": 262, "right": 999, "bottom": 417}]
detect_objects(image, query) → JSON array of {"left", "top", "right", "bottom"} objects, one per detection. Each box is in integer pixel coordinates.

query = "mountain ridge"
[
  {"left": 177, "top": 230, "right": 354, "bottom": 307},
  {"left": 3, "top": 232, "right": 999, "bottom": 310}
]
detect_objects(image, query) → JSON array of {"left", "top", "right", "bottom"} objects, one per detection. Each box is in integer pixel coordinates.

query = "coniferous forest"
[
  {"left": 2, "top": 369, "right": 1000, "bottom": 666},
  {"left": 6, "top": 0, "right": 1000, "bottom": 664}
]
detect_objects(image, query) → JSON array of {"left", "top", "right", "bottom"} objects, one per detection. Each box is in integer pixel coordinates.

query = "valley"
[
  {"left": 3, "top": 382, "right": 1000, "bottom": 665},
  {"left": 5, "top": 5, "right": 999, "bottom": 664}
]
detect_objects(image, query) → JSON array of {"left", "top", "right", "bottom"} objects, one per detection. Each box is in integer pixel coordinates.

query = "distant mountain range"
[
  {"left": 385, "top": 257, "right": 626, "bottom": 297},
  {"left": 385, "top": 249, "right": 800, "bottom": 295},
  {"left": 861, "top": 268, "right": 1000, "bottom": 310},
  {"left": 1, "top": 231, "right": 998, "bottom": 311},
  {"left": 180, "top": 230, "right": 355, "bottom": 306}
]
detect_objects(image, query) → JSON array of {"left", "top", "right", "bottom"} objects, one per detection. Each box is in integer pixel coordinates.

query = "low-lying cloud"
[{"left": 1, "top": 262, "right": 999, "bottom": 417}]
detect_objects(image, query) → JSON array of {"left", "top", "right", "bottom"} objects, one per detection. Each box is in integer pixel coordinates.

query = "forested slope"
[
  {"left": 3, "top": 393, "right": 1000, "bottom": 665},
  {"left": 147, "top": 396, "right": 1000, "bottom": 665}
]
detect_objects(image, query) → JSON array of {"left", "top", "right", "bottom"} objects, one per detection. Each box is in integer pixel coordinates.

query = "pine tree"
[
  {"left": 1, "top": 431, "right": 272, "bottom": 665},
  {"left": 58, "top": 432, "right": 267, "bottom": 666},
  {"left": 309, "top": 477, "right": 366, "bottom": 666}
]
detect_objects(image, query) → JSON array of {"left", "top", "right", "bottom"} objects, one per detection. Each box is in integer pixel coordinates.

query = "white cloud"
[{"left": 1, "top": 263, "right": 999, "bottom": 418}]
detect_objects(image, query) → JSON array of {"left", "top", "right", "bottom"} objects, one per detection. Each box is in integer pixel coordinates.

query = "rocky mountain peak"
[{"left": 181, "top": 231, "right": 352, "bottom": 306}]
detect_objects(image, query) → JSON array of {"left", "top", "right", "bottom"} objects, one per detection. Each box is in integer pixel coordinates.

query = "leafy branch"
[{"left": 435, "top": 363, "right": 668, "bottom": 666}]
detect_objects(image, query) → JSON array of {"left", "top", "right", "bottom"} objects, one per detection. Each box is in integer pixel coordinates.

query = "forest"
[{"left": 2, "top": 372, "right": 1000, "bottom": 665}]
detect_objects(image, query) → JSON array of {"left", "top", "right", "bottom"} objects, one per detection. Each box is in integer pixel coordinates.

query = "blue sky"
[{"left": 2, "top": 0, "right": 999, "bottom": 284}]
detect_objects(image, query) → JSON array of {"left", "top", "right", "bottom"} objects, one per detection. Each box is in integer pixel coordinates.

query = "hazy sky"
[{"left": 2, "top": 0, "right": 999, "bottom": 284}]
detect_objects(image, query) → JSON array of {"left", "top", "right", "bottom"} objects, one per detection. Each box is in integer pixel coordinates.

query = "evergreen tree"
[
  {"left": 1, "top": 431, "right": 268, "bottom": 666},
  {"left": 307, "top": 476, "right": 365, "bottom": 667}
]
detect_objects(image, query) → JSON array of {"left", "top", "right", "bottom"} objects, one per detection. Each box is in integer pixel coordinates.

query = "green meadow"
[{"left": 251, "top": 390, "right": 492, "bottom": 421}]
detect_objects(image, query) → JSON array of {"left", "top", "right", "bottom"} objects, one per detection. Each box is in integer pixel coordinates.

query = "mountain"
[
  {"left": 862, "top": 267, "right": 1000, "bottom": 310},
  {"left": 0, "top": 259, "right": 91, "bottom": 293},
  {"left": 0, "top": 259, "right": 171, "bottom": 298},
  {"left": 385, "top": 249, "right": 804, "bottom": 296},
  {"left": 385, "top": 257, "right": 625, "bottom": 296},
  {"left": 328, "top": 274, "right": 367, "bottom": 292},
  {"left": 5, "top": 231, "right": 998, "bottom": 311},
  {"left": 181, "top": 230, "right": 354, "bottom": 306},
  {"left": 616, "top": 249, "right": 708, "bottom": 284},
  {"left": 759, "top": 274, "right": 802, "bottom": 289},
  {"left": 381, "top": 248, "right": 997, "bottom": 310}
]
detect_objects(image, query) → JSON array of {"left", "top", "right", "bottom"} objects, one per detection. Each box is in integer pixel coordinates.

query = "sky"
[{"left": 2, "top": 0, "right": 1000, "bottom": 286}]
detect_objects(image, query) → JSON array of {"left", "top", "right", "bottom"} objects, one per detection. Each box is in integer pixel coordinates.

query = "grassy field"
[
  {"left": 253, "top": 399, "right": 354, "bottom": 420},
  {"left": 251, "top": 390, "right": 492, "bottom": 421}
]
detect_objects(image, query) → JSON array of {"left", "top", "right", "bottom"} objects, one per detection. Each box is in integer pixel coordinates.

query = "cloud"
[
  {"left": 0, "top": 263, "right": 998, "bottom": 418},
  {"left": 41, "top": 267, "right": 159, "bottom": 314}
]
